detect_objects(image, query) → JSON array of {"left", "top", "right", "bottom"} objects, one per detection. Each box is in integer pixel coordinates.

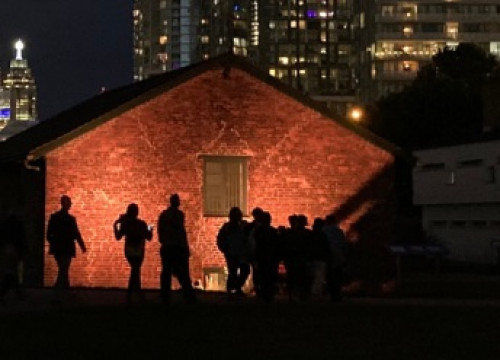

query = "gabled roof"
[{"left": 0, "top": 53, "right": 410, "bottom": 163}]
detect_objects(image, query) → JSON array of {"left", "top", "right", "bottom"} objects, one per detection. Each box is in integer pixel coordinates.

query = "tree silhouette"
[{"left": 369, "top": 43, "right": 499, "bottom": 150}]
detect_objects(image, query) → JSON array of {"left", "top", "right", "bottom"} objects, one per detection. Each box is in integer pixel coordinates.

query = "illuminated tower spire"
[{"left": 15, "top": 39, "right": 24, "bottom": 60}]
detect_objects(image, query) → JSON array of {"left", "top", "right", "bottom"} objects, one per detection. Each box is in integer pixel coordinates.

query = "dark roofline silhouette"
[{"left": 0, "top": 53, "right": 412, "bottom": 163}]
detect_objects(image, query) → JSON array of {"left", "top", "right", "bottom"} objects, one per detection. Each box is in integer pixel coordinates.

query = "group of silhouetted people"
[
  {"left": 112, "top": 193, "right": 196, "bottom": 303},
  {"left": 1, "top": 194, "right": 348, "bottom": 305},
  {"left": 218, "top": 206, "right": 348, "bottom": 302},
  {"left": 44, "top": 194, "right": 196, "bottom": 304}
]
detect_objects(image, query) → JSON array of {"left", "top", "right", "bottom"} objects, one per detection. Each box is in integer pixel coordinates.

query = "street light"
[{"left": 349, "top": 106, "right": 363, "bottom": 123}]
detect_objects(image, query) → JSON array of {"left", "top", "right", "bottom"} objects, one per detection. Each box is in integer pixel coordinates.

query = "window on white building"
[
  {"left": 486, "top": 166, "right": 496, "bottom": 184},
  {"left": 450, "top": 220, "right": 466, "bottom": 228},
  {"left": 447, "top": 171, "right": 455, "bottom": 185},
  {"left": 430, "top": 220, "right": 447, "bottom": 228},
  {"left": 458, "top": 159, "right": 483, "bottom": 168},
  {"left": 420, "top": 162, "right": 445, "bottom": 171}
]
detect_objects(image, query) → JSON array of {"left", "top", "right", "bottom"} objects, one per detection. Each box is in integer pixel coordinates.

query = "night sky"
[{"left": 0, "top": 0, "right": 133, "bottom": 120}]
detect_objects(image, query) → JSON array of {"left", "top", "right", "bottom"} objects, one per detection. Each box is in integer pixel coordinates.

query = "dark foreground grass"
[{"left": 1, "top": 301, "right": 500, "bottom": 359}]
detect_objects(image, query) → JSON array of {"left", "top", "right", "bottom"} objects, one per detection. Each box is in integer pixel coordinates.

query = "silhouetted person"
[
  {"left": 252, "top": 211, "right": 280, "bottom": 301},
  {"left": 114, "top": 203, "right": 152, "bottom": 302},
  {"left": 323, "top": 214, "right": 348, "bottom": 301},
  {"left": 0, "top": 211, "right": 26, "bottom": 302},
  {"left": 275, "top": 225, "right": 289, "bottom": 294},
  {"left": 246, "top": 207, "right": 264, "bottom": 252},
  {"left": 157, "top": 194, "right": 196, "bottom": 303},
  {"left": 246, "top": 207, "right": 264, "bottom": 295},
  {"left": 310, "top": 217, "right": 330, "bottom": 297},
  {"left": 283, "top": 214, "right": 313, "bottom": 301},
  {"left": 47, "top": 195, "right": 86, "bottom": 301},
  {"left": 281, "top": 216, "right": 296, "bottom": 299},
  {"left": 217, "top": 207, "right": 250, "bottom": 296}
]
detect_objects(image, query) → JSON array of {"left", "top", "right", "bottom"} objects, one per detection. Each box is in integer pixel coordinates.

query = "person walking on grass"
[
  {"left": 157, "top": 194, "right": 196, "bottom": 303},
  {"left": 114, "top": 203, "right": 152, "bottom": 302},
  {"left": 47, "top": 195, "right": 86, "bottom": 302},
  {"left": 217, "top": 207, "right": 250, "bottom": 296}
]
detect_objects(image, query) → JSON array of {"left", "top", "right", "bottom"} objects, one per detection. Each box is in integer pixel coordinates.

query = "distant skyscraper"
[
  {"left": 3, "top": 40, "right": 37, "bottom": 121},
  {"left": 133, "top": 0, "right": 169, "bottom": 80},
  {"left": 133, "top": 0, "right": 202, "bottom": 80},
  {"left": 0, "top": 40, "right": 38, "bottom": 139},
  {"left": 133, "top": 0, "right": 251, "bottom": 81},
  {"left": 257, "top": 0, "right": 358, "bottom": 116},
  {"left": 200, "top": 0, "right": 252, "bottom": 60}
]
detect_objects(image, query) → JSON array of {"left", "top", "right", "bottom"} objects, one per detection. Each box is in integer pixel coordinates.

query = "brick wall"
[{"left": 43, "top": 68, "right": 395, "bottom": 288}]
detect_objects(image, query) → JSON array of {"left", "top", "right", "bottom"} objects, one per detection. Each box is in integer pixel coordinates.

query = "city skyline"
[
  {"left": 0, "top": 0, "right": 133, "bottom": 120},
  {"left": 3, "top": 0, "right": 500, "bottom": 121}
]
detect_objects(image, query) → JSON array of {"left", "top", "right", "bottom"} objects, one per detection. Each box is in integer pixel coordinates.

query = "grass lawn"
[{"left": 1, "top": 299, "right": 499, "bottom": 359}]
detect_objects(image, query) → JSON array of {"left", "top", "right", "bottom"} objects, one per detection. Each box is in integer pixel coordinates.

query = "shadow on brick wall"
[{"left": 332, "top": 163, "right": 402, "bottom": 296}]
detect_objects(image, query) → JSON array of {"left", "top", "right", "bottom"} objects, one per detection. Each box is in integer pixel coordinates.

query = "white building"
[{"left": 413, "top": 140, "right": 500, "bottom": 264}]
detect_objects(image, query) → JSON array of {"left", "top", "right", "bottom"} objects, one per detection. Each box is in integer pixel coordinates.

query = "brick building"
[{"left": 0, "top": 55, "right": 405, "bottom": 289}]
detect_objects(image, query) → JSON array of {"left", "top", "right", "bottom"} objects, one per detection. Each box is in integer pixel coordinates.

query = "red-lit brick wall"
[{"left": 43, "top": 68, "right": 395, "bottom": 288}]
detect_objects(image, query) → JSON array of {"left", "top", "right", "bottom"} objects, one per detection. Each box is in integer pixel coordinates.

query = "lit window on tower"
[
  {"left": 403, "top": 26, "right": 413, "bottom": 37},
  {"left": 446, "top": 23, "right": 459, "bottom": 39},
  {"left": 159, "top": 36, "right": 168, "bottom": 45},
  {"left": 279, "top": 57, "right": 289, "bottom": 65}
]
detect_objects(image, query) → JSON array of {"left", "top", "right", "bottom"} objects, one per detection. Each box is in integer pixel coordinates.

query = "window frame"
[{"left": 201, "top": 155, "right": 249, "bottom": 217}]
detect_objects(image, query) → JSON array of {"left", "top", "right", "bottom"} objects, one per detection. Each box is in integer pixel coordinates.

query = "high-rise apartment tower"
[
  {"left": 359, "top": 0, "right": 500, "bottom": 102},
  {"left": 133, "top": 0, "right": 251, "bottom": 80},
  {"left": 257, "top": 0, "right": 357, "bottom": 115}
]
